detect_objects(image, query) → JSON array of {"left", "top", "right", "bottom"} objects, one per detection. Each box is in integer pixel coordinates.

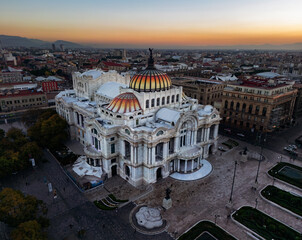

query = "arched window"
[
  {"left": 151, "top": 99, "right": 155, "bottom": 107},
  {"left": 157, "top": 98, "right": 160, "bottom": 106},
  {"left": 255, "top": 105, "right": 260, "bottom": 115},
  {"left": 224, "top": 100, "right": 228, "bottom": 109},
  {"left": 171, "top": 95, "right": 175, "bottom": 103},
  {"left": 262, "top": 107, "right": 267, "bottom": 116},
  {"left": 242, "top": 103, "right": 246, "bottom": 112},
  {"left": 167, "top": 96, "right": 170, "bottom": 104},
  {"left": 230, "top": 101, "right": 234, "bottom": 110},
  {"left": 146, "top": 100, "right": 149, "bottom": 108},
  {"left": 236, "top": 102, "right": 240, "bottom": 111},
  {"left": 162, "top": 97, "right": 165, "bottom": 105},
  {"left": 248, "top": 105, "right": 253, "bottom": 114},
  {"left": 176, "top": 94, "right": 179, "bottom": 102}
]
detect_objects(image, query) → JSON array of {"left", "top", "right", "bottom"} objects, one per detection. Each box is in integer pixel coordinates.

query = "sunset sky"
[{"left": 1, "top": 0, "right": 302, "bottom": 47}]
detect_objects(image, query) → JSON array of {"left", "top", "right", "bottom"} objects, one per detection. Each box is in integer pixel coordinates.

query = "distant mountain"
[
  {"left": 0, "top": 35, "right": 85, "bottom": 49},
  {"left": 0, "top": 35, "right": 50, "bottom": 48},
  {"left": 53, "top": 40, "right": 84, "bottom": 49},
  {"left": 0, "top": 34, "right": 301, "bottom": 50}
]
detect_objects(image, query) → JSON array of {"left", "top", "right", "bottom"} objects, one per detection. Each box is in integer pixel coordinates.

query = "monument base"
[{"left": 162, "top": 198, "right": 172, "bottom": 210}]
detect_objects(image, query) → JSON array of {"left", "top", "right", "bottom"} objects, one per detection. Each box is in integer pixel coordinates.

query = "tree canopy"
[
  {"left": 11, "top": 220, "right": 47, "bottom": 240},
  {"left": 0, "top": 128, "right": 42, "bottom": 178},
  {"left": 0, "top": 188, "right": 41, "bottom": 227},
  {"left": 28, "top": 113, "right": 68, "bottom": 150}
]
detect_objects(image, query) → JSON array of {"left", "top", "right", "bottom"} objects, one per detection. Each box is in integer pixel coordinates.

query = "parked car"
[
  {"left": 283, "top": 146, "right": 298, "bottom": 156},
  {"left": 237, "top": 133, "right": 245, "bottom": 137},
  {"left": 218, "top": 146, "right": 226, "bottom": 152},
  {"left": 288, "top": 144, "right": 297, "bottom": 150}
]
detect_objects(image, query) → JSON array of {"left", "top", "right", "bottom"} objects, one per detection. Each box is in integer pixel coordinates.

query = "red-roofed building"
[
  {"left": 0, "top": 89, "right": 47, "bottom": 112},
  {"left": 100, "top": 61, "right": 126, "bottom": 71},
  {"left": 42, "top": 81, "right": 58, "bottom": 93}
]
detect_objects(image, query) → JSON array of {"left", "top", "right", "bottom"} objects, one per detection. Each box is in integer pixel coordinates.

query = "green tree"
[
  {"left": 28, "top": 113, "right": 68, "bottom": 150},
  {"left": 5, "top": 128, "right": 27, "bottom": 151},
  {"left": 0, "top": 188, "right": 41, "bottom": 227},
  {"left": 20, "top": 142, "right": 42, "bottom": 163},
  {"left": 11, "top": 220, "right": 47, "bottom": 240},
  {"left": 0, "top": 151, "right": 22, "bottom": 178}
]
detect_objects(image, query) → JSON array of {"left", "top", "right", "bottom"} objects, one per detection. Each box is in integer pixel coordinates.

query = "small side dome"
[{"left": 106, "top": 92, "right": 142, "bottom": 113}]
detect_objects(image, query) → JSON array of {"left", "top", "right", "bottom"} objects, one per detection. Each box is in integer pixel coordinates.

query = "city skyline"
[{"left": 1, "top": 0, "right": 302, "bottom": 48}]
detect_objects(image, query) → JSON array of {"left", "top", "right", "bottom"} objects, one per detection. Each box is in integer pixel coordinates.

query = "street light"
[
  {"left": 254, "top": 133, "right": 266, "bottom": 185},
  {"left": 255, "top": 198, "right": 258, "bottom": 209},
  {"left": 229, "top": 161, "right": 238, "bottom": 203}
]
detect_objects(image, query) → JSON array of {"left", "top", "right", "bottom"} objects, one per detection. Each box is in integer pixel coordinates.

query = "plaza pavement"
[
  {"left": 136, "top": 136, "right": 302, "bottom": 239},
  {"left": 84, "top": 135, "right": 302, "bottom": 239}
]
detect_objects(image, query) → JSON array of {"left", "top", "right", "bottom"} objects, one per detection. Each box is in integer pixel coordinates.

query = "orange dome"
[
  {"left": 129, "top": 69, "right": 172, "bottom": 92},
  {"left": 129, "top": 48, "right": 172, "bottom": 92},
  {"left": 107, "top": 92, "right": 142, "bottom": 113}
]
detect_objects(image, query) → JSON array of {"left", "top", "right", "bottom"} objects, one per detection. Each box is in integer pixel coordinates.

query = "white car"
[
  {"left": 237, "top": 133, "right": 245, "bottom": 137},
  {"left": 288, "top": 145, "right": 297, "bottom": 150}
]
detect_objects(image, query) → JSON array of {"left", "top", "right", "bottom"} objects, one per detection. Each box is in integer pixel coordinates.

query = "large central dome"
[{"left": 129, "top": 48, "right": 172, "bottom": 92}]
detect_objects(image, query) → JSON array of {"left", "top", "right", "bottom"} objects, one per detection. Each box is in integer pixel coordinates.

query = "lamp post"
[
  {"left": 254, "top": 133, "right": 265, "bottom": 185},
  {"left": 229, "top": 161, "right": 238, "bottom": 203}
]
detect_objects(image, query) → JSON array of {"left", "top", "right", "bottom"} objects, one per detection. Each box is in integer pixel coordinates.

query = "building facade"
[
  {"left": 0, "top": 90, "right": 47, "bottom": 112},
  {"left": 221, "top": 77, "right": 297, "bottom": 133},
  {"left": 172, "top": 77, "right": 225, "bottom": 106},
  {"left": 56, "top": 51, "right": 220, "bottom": 187}
]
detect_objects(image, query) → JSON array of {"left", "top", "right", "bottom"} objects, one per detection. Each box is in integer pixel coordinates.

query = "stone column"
[
  {"left": 144, "top": 145, "right": 148, "bottom": 164},
  {"left": 151, "top": 147, "right": 156, "bottom": 164},
  {"left": 134, "top": 147, "right": 137, "bottom": 164},
  {"left": 201, "top": 128, "right": 205, "bottom": 141},
  {"left": 185, "top": 160, "right": 188, "bottom": 173},
  {"left": 163, "top": 142, "right": 168, "bottom": 159},
  {"left": 190, "top": 131, "right": 194, "bottom": 146},
  {"left": 206, "top": 128, "right": 210, "bottom": 141},
  {"left": 94, "top": 159, "right": 97, "bottom": 166},
  {"left": 148, "top": 147, "right": 152, "bottom": 165},
  {"left": 174, "top": 137, "right": 179, "bottom": 152},
  {"left": 178, "top": 159, "right": 180, "bottom": 172},
  {"left": 191, "top": 160, "right": 194, "bottom": 172},
  {"left": 214, "top": 124, "right": 219, "bottom": 138},
  {"left": 131, "top": 145, "right": 134, "bottom": 163},
  {"left": 193, "top": 130, "right": 197, "bottom": 144},
  {"left": 121, "top": 140, "right": 125, "bottom": 157}
]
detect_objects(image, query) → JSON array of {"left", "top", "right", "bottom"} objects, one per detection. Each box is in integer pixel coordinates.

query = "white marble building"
[{"left": 56, "top": 50, "right": 220, "bottom": 187}]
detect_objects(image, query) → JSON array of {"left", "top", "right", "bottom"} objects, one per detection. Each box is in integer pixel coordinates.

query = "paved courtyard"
[{"left": 97, "top": 136, "right": 302, "bottom": 239}]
